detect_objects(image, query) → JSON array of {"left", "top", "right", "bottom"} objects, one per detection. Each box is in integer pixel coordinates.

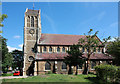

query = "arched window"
[
  {"left": 31, "top": 16, "right": 34, "bottom": 27},
  {"left": 91, "top": 61, "right": 96, "bottom": 69},
  {"left": 87, "top": 48, "right": 89, "bottom": 52},
  {"left": 57, "top": 47, "right": 60, "bottom": 52},
  {"left": 49, "top": 47, "right": 52, "bottom": 52},
  {"left": 34, "top": 16, "right": 38, "bottom": 28},
  {"left": 93, "top": 48, "right": 96, "bottom": 52},
  {"left": 102, "top": 49, "right": 104, "bottom": 53},
  {"left": 82, "top": 47, "right": 85, "bottom": 52},
  {"left": 62, "top": 62, "right": 67, "bottom": 69},
  {"left": 62, "top": 47, "right": 65, "bottom": 52},
  {"left": 45, "top": 62, "right": 51, "bottom": 70},
  {"left": 43, "top": 46, "right": 47, "bottom": 52},
  {"left": 77, "top": 64, "right": 82, "bottom": 69},
  {"left": 40, "top": 47, "right": 42, "bottom": 53},
  {"left": 98, "top": 47, "right": 100, "bottom": 52},
  {"left": 27, "top": 16, "right": 30, "bottom": 27}
]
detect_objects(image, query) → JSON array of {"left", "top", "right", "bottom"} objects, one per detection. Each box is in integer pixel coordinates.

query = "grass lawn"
[
  {"left": 1, "top": 73, "right": 13, "bottom": 77},
  {"left": 2, "top": 74, "right": 105, "bottom": 83}
]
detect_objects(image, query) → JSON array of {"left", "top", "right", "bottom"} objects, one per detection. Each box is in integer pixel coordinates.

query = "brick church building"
[{"left": 23, "top": 8, "right": 113, "bottom": 76}]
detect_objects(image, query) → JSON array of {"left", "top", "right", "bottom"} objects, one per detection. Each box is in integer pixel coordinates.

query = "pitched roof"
[
  {"left": 36, "top": 53, "right": 113, "bottom": 60},
  {"left": 38, "top": 34, "right": 102, "bottom": 45},
  {"left": 82, "top": 53, "right": 113, "bottom": 60}
]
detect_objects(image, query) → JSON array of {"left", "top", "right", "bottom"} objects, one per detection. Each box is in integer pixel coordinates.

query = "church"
[{"left": 23, "top": 8, "right": 113, "bottom": 76}]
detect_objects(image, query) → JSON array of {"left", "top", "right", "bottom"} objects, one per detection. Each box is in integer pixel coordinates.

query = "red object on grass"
[{"left": 13, "top": 71, "right": 20, "bottom": 76}]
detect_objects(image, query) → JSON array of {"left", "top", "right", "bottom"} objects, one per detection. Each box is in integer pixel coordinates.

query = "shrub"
[
  {"left": 107, "top": 65, "right": 118, "bottom": 82},
  {"left": 116, "top": 69, "right": 120, "bottom": 83},
  {"left": 47, "top": 71, "right": 52, "bottom": 74},
  {"left": 94, "top": 64, "right": 118, "bottom": 82}
]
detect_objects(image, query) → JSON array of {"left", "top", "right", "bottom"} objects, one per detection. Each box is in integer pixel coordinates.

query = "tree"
[
  {"left": 2, "top": 53, "right": 13, "bottom": 72},
  {"left": 1, "top": 36, "right": 8, "bottom": 72},
  {"left": 11, "top": 50, "right": 23, "bottom": 71},
  {"left": 0, "top": 2, "right": 7, "bottom": 28},
  {"left": 0, "top": 14, "right": 7, "bottom": 33},
  {"left": 0, "top": 5, "right": 8, "bottom": 49},
  {"left": 64, "top": 44, "right": 85, "bottom": 75},
  {"left": 106, "top": 37, "right": 120, "bottom": 66},
  {"left": 0, "top": 3, "right": 8, "bottom": 73},
  {"left": 0, "top": 14, "right": 8, "bottom": 27},
  {"left": 0, "top": 36, "right": 13, "bottom": 72},
  {"left": 78, "top": 29, "right": 110, "bottom": 75}
]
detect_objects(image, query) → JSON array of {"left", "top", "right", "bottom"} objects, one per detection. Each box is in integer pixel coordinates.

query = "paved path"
[{"left": 0, "top": 76, "right": 28, "bottom": 79}]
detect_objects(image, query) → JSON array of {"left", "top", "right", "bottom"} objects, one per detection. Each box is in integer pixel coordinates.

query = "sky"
[{"left": 2, "top": 2, "right": 118, "bottom": 52}]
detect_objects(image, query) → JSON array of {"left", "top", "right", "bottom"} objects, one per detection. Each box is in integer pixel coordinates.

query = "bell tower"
[{"left": 23, "top": 8, "right": 41, "bottom": 76}]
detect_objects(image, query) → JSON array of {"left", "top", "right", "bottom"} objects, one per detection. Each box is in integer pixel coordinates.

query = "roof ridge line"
[{"left": 42, "top": 33, "right": 84, "bottom": 36}]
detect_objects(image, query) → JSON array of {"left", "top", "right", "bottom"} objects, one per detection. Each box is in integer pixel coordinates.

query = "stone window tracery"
[
  {"left": 98, "top": 47, "right": 100, "bottom": 52},
  {"left": 82, "top": 47, "right": 85, "bottom": 52},
  {"left": 43, "top": 46, "right": 47, "bottom": 52},
  {"left": 27, "top": 16, "right": 30, "bottom": 27},
  {"left": 62, "top": 47, "right": 65, "bottom": 52},
  {"left": 77, "top": 64, "right": 83, "bottom": 69},
  {"left": 62, "top": 62, "right": 67, "bottom": 70},
  {"left": 57, "top": 47, "right": 60, "bottom": 52},
  {"left": 49, "top": 47, "right": 52, "bottom": 52},
  {"left": 34, "top": 16, "right": 38, "bottom": 28},
  {"left": 31, "top": 16, "right": 34, "bottom": 27},
  {"left": 91, "top": 61, "right": 96, "bottom": 69},
  {"left": 45, "top": 62, "right": 51, "bottom": 70}
]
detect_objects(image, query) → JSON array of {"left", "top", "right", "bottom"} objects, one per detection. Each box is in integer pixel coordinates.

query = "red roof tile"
[
  {"left": 36, "top": 53, "right": 113, "bottom": 60},
  {"left": 36, "top": 53, "right": 68, "bottom": 60},
  {"left": 38, "top": 34, "right": 102, "bottom": 45},
  {"left": 83, "top": 53, "right": 113, "bottom": 60}
]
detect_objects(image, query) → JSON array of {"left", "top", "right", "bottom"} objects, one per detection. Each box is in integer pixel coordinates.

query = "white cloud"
[
  {"left": 7, "top": 43, "right": 23, "bottom": 52},
  {"left": 7, "top": 46, "right": 21, "bottom": 52},
  {"left": 107, "top": 37, "right": 116, "bottom": 42},
  {"left": 110, "top": 22, "right": 118, "bottom": 28},
  {"left": 13, "top": 35, "right": 21, "bottom": 39},
  {"left": 97, "top": 11, "right": 106, "bottom": 21},
  {"left": 18, "top": 44, "right": 23, "bottom": 49}
]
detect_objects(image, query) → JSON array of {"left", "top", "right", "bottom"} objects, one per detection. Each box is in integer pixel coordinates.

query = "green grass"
[
  {"left": 2, "top": 74, "right": 105, "bottom": 83},
  {"left": 1, "top": 73, "right": 13, "bottom": 76}
]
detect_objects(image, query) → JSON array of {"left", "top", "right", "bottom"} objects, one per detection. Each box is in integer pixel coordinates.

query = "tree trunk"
[
  {"left": 87, "top": 54, "right": 90, "bottom": 75},
  {"left": 83, "top": 54, "right": 90, "bottom": 75},
  {"left": 68, "top": 65, "right": 72, "bottom": 74},
  {"left": 86, "top": 60, "right": 89, "bottom": 75},
  {"left": 75, "top": 65, "right": 78, "bottom": 75}
]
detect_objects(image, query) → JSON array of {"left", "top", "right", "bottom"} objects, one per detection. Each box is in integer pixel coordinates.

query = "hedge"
[
  {"left": 116, "top": 69, "right": 120, "bottom": 83},
  {"left": 2, "top": 73, "right": 13, "bottom": 76},
  {"left": 94, "top": 64, "right": 120, "bottom": 83}
]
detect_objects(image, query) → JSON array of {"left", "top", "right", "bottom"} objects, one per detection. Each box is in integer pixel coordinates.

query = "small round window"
[{"left": 28, "top": 56, "right": 34, "bottom": 61}]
